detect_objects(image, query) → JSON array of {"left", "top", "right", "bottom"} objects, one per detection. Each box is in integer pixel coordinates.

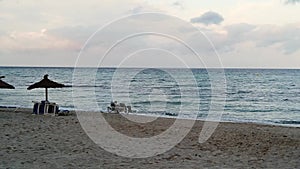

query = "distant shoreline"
[{"left": 1, "top": 106, "right": 299, "bottom": 128}]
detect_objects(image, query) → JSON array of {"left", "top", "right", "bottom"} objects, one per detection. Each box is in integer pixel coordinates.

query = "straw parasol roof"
[
  {"left": 27, "top": 74, "right": 65, "bottom": 101},
  {"left": 0, "top": 76, "right": 15, "bottom": 89}
]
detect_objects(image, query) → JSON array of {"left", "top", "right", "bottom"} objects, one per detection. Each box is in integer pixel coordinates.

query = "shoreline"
[
  {"left": 1, "top": 106, "right": 299, "bottom": 128},
  {"left": 1, "top": 108, "right": 299, "bottom": 168}
]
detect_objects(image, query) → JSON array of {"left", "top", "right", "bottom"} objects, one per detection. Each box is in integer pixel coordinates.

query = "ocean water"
[{"left": 0, "top": 67, "right": 299, "bottom": 127}]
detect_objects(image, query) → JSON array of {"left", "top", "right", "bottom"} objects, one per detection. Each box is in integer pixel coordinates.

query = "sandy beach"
[{"left": 0, "top": 108, "right": 299, "bottom": 169}]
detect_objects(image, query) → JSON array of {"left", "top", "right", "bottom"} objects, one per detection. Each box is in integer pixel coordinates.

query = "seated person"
[{"left": 107, "top": 101, "right": 117, "bottom": 112}]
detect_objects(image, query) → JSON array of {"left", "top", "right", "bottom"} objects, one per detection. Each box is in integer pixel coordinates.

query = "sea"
[{"left": 0, "top": 66, "right": 299, "bottom": 127}]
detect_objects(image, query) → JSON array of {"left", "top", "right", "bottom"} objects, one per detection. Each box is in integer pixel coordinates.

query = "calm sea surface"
[{"left": 0, "top": 67, "right": 299, "bottom": 127}]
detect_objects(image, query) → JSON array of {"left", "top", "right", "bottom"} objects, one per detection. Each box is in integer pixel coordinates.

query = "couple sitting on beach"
[{"left": 107, "top": 101, "right": 131, "bottom": 113}]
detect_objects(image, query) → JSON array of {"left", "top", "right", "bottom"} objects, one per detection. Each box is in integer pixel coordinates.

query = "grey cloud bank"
[
  {"left": 285, "top": 0, "right": 300, "bottom": 4},
  {"left": 205, "top": 23, "right": 300, "bottom": 55},
  {"left": 190, "top": 11, "right": 224, "bottom": 25}
]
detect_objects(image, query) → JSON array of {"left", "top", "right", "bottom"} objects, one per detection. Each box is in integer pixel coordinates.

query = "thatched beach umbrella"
[
  {"left": 27, "top": 74, "right": 65, "bottom": 101},
  {"left": 0, "top": 76, "right": 15, "bottom": 89}
]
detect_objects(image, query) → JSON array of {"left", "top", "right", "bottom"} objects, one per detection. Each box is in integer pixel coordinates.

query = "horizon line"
[{"left": 0, "top": 65, "right": 299, "bottom": 70}]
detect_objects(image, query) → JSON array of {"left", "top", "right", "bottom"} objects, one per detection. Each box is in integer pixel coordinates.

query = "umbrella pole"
[{"left": 45, "top": 88, "right": 48, "bottom": 101}]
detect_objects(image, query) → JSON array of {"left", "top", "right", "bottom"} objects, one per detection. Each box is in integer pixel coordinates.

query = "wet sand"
[{"left": 0, "top": 108, "right": 299, "bottom": 168}]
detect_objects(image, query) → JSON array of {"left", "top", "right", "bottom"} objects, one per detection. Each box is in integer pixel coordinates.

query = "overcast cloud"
[{"left": 0, "top": 0, "right": 299, "bottom": 68}]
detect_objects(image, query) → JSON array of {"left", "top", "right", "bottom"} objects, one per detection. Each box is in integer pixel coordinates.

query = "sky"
[{"left": 0, "top": 0, "right": 299, "bottom": 68}]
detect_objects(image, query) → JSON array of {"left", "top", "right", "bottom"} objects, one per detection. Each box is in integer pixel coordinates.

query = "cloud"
[
  {"left": 252, "top": 24, "right": 300, "bottom": 54},
  {"left": 190, "top": 11, "right": 224, "bottom": 25},
  {"left": 189, "top": 21, "right": 300, "bottom": 55},
  {"left": 172, "top": 1, "right": 184, "bottom": 9},
  {"left": 129, "top": 6, "right": 144, "bottom": 14},
  {"left": 48, "top": 25, "right": 95, "bottom": 43},
  {"left": 0, "top": 29, "right": 81, "bottom": 51},
  {"left": 285, "top": 0, "right": 300, "bottom": 4},
  {"left": 219, "top": 23, "right": 300, "bottom": 54},
  {"left": 0, "top": 1, "right": 299, "bottom": 68},
  {"left": 225, "top": 23, "right": 257, "bottom": 43}
]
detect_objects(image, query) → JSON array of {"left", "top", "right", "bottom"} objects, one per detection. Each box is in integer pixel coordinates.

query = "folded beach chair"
[
  {"left": 33, "top": 101, "right": 45, "bottom": 115},
  {"left": 118, "top": 103, "right": 127, "bottom": 113},
  {"left": 126, "top": 106, "right": 132, "bottom": 113},
  {"left": 47, "top": 103, "right": 59, "bottom": 114},
  {"left": 32, "top": 101, "right": 59, "bottom": 116}
]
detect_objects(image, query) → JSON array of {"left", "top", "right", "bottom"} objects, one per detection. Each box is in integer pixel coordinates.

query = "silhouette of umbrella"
[
  {"left": 27, "top": 74, "right": 65, "bottom": 101},
  {"left": 0, "top": 76, "right": 15, "bottom": 89}
]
